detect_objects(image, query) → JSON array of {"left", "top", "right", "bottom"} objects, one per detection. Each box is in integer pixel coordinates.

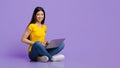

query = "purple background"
[{"left": 0, "top": 0, "right": 120, "bottom": 68}]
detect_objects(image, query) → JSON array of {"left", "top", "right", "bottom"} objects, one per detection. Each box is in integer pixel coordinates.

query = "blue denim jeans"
[{"left": 29, "top": 41, "right": 64, "bottom": 61}]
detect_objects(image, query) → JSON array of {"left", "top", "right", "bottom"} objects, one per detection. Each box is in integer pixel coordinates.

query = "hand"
[
  {"left": 43, "top": 40, "right": 50, "bottom": 47},
  {"left": 31, "top": 41, "right": 35, "bottom": 45}
]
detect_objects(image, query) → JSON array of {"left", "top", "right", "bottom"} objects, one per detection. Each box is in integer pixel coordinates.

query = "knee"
[
  {"left": 33, "top": 41, "right": 42, "bottom": 47},
  {"left": 59, "top": 42, "right": 65, "bottom": 49}
]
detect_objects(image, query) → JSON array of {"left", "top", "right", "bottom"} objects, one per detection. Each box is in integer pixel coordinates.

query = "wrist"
[{"left": 31, "top": 41, "right": 35, "bottom": 45}]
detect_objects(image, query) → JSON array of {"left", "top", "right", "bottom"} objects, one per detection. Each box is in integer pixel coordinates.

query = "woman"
[{"left": 21, "top": 7, "right": 65, "bottom": 62}]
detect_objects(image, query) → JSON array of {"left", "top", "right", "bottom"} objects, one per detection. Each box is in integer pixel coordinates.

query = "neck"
[
  {"left": 36, "top": 21, "right": 42, "bottom": 25},
  {"left": 36, "top": 22, "right": 43, "bottom": 28}
]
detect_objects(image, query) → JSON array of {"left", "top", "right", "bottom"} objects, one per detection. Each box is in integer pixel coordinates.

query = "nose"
[{"left": 39, "top": 15, "right": 43, "bottom": 17}]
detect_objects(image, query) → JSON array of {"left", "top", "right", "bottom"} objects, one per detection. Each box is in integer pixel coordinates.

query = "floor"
[
  {"left": 0, "top": 41, "right": 120, "bottom": 68},
  {"left": 0, "top": 51, "right": 120, "bottom": 68},
  {"left": 0, "top": 57, "right": 97, "bottom": 68}
]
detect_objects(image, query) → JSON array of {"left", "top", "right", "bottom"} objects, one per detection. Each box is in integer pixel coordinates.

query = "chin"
[{"left": 37, "top": 20, "right": 42, "bottom": 22}]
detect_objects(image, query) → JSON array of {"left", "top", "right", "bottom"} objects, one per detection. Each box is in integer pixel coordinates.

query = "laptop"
[{"left": 46, "top": 38, "right": 65, "bottom": 49}]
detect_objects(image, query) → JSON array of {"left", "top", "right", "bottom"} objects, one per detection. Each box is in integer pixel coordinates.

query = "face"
[{"left": 36, "top": 11, "right": 44, "bottom": 23}]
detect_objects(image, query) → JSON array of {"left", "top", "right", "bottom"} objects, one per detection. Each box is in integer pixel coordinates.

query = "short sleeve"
[{"left": 28, "top": 24, "right": 33, "bottom": 31}]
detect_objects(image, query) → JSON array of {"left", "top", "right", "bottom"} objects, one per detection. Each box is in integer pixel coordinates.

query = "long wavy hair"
[
  {"left": 28, "top": 6, "right": 45, "bottom": 25},
  {"left": 27, "top": 6, "right": 46, "bottom": 39}
]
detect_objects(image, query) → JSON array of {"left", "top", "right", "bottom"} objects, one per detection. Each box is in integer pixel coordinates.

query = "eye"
[
  {"left": 41, "top": 14, "right": 44, "bottom": 15},
  {"left": 36, "top": 13, "right": 44, "bottom": 16},
  {"left": 36, "top": 14, "right": 40, "bottom": 16}
]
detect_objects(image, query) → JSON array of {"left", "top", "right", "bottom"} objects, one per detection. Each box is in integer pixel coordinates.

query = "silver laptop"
[{"left": 46, "top": 38, "right": 65, "bottom": 49}]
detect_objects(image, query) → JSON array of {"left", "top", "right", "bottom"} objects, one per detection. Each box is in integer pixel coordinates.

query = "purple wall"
[{"left": 0, "top": 0, "right": 120, "bottom": 65}]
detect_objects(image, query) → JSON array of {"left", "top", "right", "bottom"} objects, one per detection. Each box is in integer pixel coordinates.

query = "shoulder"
[
  {"left": 42, "top": 24, "right": 47, "bottom": 30},
  {"left": 28, "top": 23, "right": 37, "bottom": 28},
  {"left": 28, "top": 24, "right": 36, "bottom": 30},
  {"left": 42, "top": 24, "right": 47, "bottom": 28},
  {"left": 28, "top": 24, "right": 36, "bottom": 27}
]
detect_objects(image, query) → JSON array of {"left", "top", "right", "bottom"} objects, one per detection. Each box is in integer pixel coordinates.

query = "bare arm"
[{"left": 21, "top": 28, "right": 35, "bottom": 45}]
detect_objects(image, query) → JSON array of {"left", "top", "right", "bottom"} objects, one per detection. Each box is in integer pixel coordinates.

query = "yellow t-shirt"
[{"left": 28, "top": 24, "right": 47, "bottom": 52}]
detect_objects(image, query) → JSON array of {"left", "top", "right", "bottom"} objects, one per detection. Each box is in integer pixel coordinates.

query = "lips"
[
  {"left": 39, "top": 18, "right": 43, "bottom": 20},
  {"left": 37, "top": 18, "right": 43, "bottom": 21}
]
